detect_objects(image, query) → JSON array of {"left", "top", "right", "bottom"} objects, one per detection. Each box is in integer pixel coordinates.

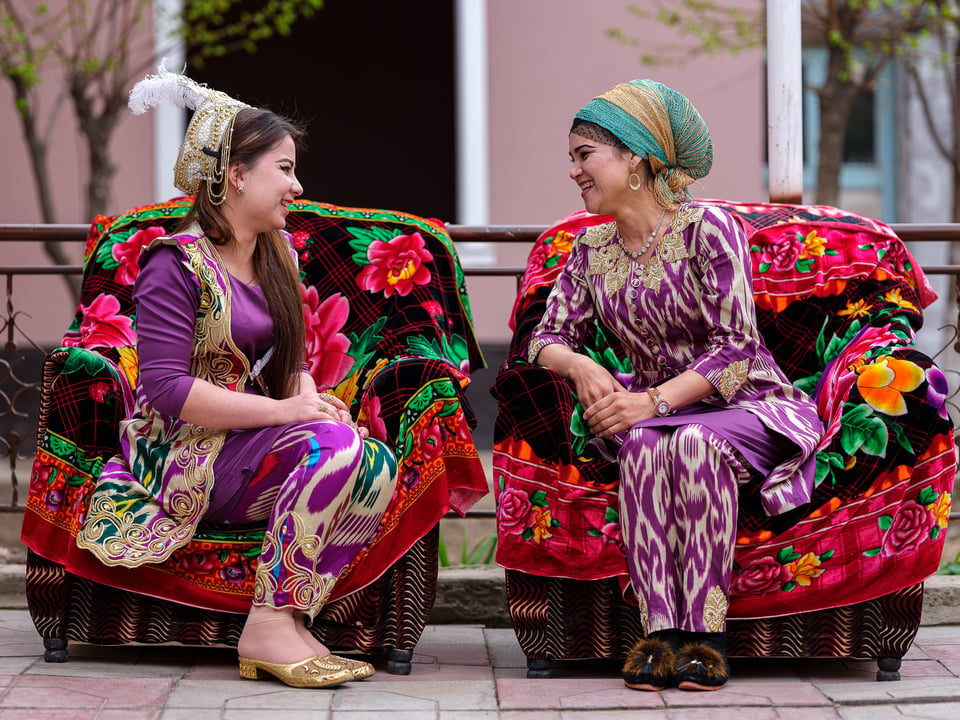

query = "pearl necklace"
[{"left": 617, "top": 209, "right": 667, "bottom": 262}]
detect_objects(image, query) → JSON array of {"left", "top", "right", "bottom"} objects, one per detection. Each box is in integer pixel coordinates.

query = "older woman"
[
  {"left": 76, "top": 66, "right": 397, "bottom": 689},
  {"left": 528, "top": 79, "right": 823, "bottom": 691}
]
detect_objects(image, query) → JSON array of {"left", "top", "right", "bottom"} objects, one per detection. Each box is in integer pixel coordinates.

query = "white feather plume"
[{"left": 128, "top": 59, "right": 211, "bottom": 115}]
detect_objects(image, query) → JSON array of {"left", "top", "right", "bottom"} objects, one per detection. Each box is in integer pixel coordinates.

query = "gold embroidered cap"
[{"left": 128, "top": 60, "right": 249, "bottom": 203}]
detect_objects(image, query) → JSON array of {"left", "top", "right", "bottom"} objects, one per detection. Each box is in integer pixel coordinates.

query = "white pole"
[
  {"left": 454, "top": 0, "right": 493, "bottom": 267},
  {"left": 152, "top": 0, "right": 185, "bottom": 203},
  {"left": 766, "top": 0, "right": 803, "bottom": 203}
]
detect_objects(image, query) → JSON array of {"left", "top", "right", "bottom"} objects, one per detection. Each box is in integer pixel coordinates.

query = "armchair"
[
  {"left": 22, "top": 197, "right": 488, "bottom": 674},
  {"left": 492, "top": 201, "right": 955, "bottom": 680}
]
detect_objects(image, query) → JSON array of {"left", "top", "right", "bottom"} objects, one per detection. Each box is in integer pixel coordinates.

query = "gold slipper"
[
  {"left": 330, "top": 654, "right": 375, "bottom": 680},
  {"left": 238, "top": 654, "right": 354, "bottom": 688}
]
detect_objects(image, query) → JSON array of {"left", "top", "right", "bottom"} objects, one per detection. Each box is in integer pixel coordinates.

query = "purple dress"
[{"left": 529, "top": 202, "right": 823, "bottom": 635}]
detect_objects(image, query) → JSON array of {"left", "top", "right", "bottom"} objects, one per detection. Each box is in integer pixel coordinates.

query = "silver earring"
[{"left": 237, "top": 186, "right": 244, "bottom": 194}]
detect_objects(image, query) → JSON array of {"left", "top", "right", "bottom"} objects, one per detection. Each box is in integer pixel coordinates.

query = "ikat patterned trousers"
[
  {"left": 214, "top": 420, "right": 396, "bottom": 619},
  {"left": 618, "top": 422, "right": 749, "bottom": 635}
]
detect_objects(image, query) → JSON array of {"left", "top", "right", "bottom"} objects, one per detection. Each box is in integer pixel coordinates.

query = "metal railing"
[{"left": 3, "top": 222, "right": 960, "bottom": 521}]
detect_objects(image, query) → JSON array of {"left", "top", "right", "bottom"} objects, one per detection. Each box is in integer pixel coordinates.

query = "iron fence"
[{"left": 2, "top": 223, "right": 960, "bottom": 524}]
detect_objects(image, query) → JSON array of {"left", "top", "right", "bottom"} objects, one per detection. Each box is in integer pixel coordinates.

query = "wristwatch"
[{"left": 647, "top": 386, "right": 673, "bottom": 417}]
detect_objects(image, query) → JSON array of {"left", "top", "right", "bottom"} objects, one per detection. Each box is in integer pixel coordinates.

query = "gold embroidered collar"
[{"left": 581, "top": 203, "right": 704, "bottom": 296}]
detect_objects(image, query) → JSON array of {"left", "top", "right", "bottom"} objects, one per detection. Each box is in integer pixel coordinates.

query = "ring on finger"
[{"left": 319, "top": 392, "right": 338, "bottom": 404}]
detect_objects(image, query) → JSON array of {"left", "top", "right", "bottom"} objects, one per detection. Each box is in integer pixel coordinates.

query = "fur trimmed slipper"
[
  {"left": 622, "top": 637, "right": 678, "bottom": 691},
  {"left": 675, "top": 641, "right": 730, "bottom": 691}
]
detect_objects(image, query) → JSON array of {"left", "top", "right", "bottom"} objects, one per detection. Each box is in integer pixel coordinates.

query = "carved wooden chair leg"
[
  {"left": 876, "top": 656, "right": 902, "bottom": 681},
  {"left": 527, "top": 657, "right": 552, "bottom": 678},
  {"left": 42, "top": 637, "right": 68, "bottom": 663}
]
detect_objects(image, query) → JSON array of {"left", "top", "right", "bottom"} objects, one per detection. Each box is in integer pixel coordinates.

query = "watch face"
[{"left": 657, "top": 401, "right": 670, "bottom": 415}]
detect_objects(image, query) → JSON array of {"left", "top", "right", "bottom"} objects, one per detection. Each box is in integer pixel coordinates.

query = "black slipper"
[
  {"left": 675, "top": 639, "right": 730, "bottom": 691},
  {"left": 622, "top": 636, "right": 678, "bottom": 691}
]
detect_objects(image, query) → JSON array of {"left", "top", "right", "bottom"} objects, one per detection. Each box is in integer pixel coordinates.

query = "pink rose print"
[
  {"left": 731, "top": 557, "right": 790, "bottom": 596},
  {"left": 111, "top": 226, "right": 165, "bottom": 285},
  {"left": 599, "top": 522, "right": 622, "bottom": 547},
  {"left": 359, "top": 394, "right": 388, "bottom": 442},
  {"left": 302, "top": 286, "right": 353, "bottom": 389},
  {"left": 419, "top": 424, "right": 444, "bottom": 464},
  {"left": 77, "top": 294, "right": 136, "bottom": 349},
  {"left": 881, "top": 500, "right": 935, "bottom": 557},
  {"left": 357, "top": 232, "right": 433, "bottom": 297},
  {"left": 178, "top": 553, "right": 219, "bottom": 576},
  {"left": 497, "top": 488, "right": 534, "bottom": 536},
  {"left": 758, "top": 235, "right": 801, "bottom": 270}
]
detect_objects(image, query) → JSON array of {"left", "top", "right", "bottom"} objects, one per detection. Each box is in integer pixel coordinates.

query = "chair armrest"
[
  {"left": 35, "top": 347, "right": 128, "bottom": 466},
  {"left": 492, "top": 361, "right": 586, "bottom": 466}
]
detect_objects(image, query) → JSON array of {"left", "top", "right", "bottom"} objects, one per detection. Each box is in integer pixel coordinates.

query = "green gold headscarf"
[{"left": 574, "top": 79, "right": 713, "bottom": 209}]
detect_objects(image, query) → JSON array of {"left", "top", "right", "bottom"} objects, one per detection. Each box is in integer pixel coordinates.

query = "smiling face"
[
  {"left": 568, "top": 132, "right": 636, "bottom": 217},
  {"left": 231, "top": 134, "right": 303, "bottom": 235}
]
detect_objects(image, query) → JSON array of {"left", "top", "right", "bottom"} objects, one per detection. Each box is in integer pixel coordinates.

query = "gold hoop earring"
[{"left": 628, "top": 173, "right": 643, "bottom": 191}]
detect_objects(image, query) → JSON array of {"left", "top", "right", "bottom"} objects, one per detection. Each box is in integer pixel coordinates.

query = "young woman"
[
  {"left": 77, "top": 67, "right": 397, "bottom": 689},
  {"left": 528, "top": 79, "right": 823, "bottom": 691}
]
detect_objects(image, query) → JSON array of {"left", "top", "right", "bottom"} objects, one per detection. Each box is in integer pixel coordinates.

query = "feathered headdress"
[{"left": 129, "top": 60, "right": 249, "bottom": 203}]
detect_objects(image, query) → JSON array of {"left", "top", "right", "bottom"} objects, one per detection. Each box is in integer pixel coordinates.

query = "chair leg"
[
  {"left": 526, "top": 657, "right": 552, "bottom": 679},
  {"left": 387, "top": 648, "right": 413, "bottom": 675},
  {"left": 43, "top": 638, "right": 68, "bottom": 663},
  {"left": 876, "top": 656, "right": 901, "bottom": 681}
]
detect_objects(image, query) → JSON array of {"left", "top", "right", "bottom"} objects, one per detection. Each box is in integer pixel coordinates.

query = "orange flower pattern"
[{"left": 856, "top": 357, "right": 924, "bottom": 416}]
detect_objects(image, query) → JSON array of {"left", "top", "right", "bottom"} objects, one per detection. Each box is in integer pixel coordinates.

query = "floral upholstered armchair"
[
  {"left": 491, "top": 201, "right": 955, "bottom": 680},
  {"left": 22, "top": 197, "right": 487, "bottom": 674}
]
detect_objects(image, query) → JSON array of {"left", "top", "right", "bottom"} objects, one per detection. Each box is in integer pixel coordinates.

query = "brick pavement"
[{"left": 2, "top": 609, "right": 960, "bottom": 718}]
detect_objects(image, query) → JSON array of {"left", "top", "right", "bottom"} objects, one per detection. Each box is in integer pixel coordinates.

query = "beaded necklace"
[{"left": 617, "top": 208, "right": 666, "bottom": 262}]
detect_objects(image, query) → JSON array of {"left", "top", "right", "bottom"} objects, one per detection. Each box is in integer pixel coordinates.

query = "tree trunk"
[
  {"left": 6, "top": 76, "right": 81, "bottom": 303},
  {"left": 815, "top": 45, "right": 859, "bottom": 207}
]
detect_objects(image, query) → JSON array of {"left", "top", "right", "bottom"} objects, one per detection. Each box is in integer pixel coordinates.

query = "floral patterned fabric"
[
  {"left": 22, "top": 197, "right": 487, "bottom": 613},
  {"left": 492, "top": 200, "right": 955, "bottom": 619}
]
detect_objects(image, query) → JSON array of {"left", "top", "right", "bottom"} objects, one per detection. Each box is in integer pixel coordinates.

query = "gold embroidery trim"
[
  {"left": 584, "top": 223, "right": 631, "bottom": 294},
  {"left": 718, "top": 359, "right": 749, "bottom": 400},
  {"left": 703, "top": 585, "right": 729, "bottom": 632}
]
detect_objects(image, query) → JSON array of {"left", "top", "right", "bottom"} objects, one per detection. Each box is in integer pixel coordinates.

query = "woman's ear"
[{"left": 228, "top": 162, "right": 245, "bottom": 192}]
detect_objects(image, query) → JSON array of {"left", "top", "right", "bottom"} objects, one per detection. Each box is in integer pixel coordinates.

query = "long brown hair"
[{"left": 175, "top": 107, "right": 307, "bottom": 399}]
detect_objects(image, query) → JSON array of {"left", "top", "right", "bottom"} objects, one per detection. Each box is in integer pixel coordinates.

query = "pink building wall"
[{"left": 471, "top": 0, "right": 767, "bottom": 344}]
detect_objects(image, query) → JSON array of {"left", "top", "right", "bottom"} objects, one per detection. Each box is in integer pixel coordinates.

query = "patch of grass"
[{"left": 438, "top": 527, "right": 497, "bottom": 567}]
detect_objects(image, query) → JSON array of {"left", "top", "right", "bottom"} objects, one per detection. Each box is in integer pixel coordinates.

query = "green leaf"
[
  {"left": 878, "top": 515, "right": 893, "bottom": 531},
  {"left": 839, "top": 403, "right": 888, "bottom": 457},
  {"left": 604, "top": 506, "right": 619, "bottom": 523},
  {"left": 819, "top": 549, "right": 835, "bottom": 561},
  {"left": 917, "top": 486, "right": 938, "bottom": 507},
  {"left": 795, "top": 258, "right": 814, "bottom": 273},
  {"left": 776, "top": 546, "right": 801, "bottom": 564},
  {"left": 587, "top": 529, "right": 602, "bottom": 537},
  {"left": 782, "top": 581, "right": 797, "bottom": 592},
  {"left": 863, "top": 547, "right": 882, "bottom": 557},
  {"left": 521, "top": 528, "right": 533, "bottom": 541},
  {"left": 530, "top": 490, "right": 548, "bottom": 508}
]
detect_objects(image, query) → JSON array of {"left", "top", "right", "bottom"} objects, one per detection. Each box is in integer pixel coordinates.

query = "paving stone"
[
  {"left": 332, "top": 680, "right": 498, "bottom": 712},
  {"left": 817, "top": 677, "right": 960, "bottom": 704},
  {"left": 661, "top": 680, "right": 832, "bottom": 708},
  {"left": 837, "top": 702, "right": 960, "bottom": 719}
]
